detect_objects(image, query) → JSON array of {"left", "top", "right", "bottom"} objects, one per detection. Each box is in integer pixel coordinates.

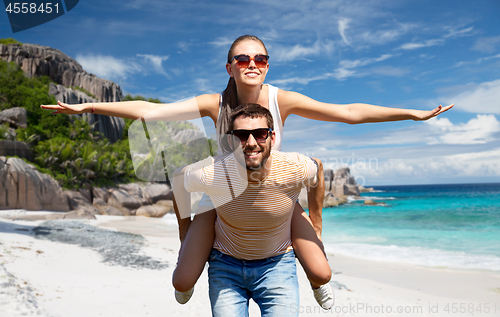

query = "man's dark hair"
[{"left": 228, "top": 103, "right": 274, "bottom": 132}]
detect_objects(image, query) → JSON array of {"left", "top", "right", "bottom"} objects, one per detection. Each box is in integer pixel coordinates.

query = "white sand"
[{"left": 1, "top": 213, "right": 499, "bottom": 317}]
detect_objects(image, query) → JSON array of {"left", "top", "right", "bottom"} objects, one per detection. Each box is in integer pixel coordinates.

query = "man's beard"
[
  {"left": 245, "top": 146, "right": 271, "bottom": 170},
  {"left": 246, "top": 156, "right": 269, "bottom": 170}
]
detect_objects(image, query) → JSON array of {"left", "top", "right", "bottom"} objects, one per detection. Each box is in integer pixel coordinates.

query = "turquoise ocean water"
[{"left": 320, "top": 183, "right": 500, "bottom": 272}]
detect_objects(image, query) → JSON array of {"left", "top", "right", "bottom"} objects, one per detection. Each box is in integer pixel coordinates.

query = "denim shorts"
[{"left": 208, "top": 249, "right": 299, "bottom": 317}]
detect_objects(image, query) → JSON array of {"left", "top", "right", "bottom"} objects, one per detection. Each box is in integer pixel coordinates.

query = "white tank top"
[{"left": 217, "top": 84, "right": 283, "bottom": 154}]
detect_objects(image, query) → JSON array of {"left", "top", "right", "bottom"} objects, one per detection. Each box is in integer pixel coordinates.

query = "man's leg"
[
  {"left": 250, "top": 251, "right": 300, "bottom": 317},
  {"left": 173, "top": 195, "right": 192, "bottom": 243},
  {"left": 208, "top": 249, "right": 250, "bottom": 317}
]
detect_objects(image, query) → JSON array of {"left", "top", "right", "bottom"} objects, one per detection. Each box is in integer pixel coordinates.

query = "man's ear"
[
  {"left": 270, "top": 131, "right": 275, "bottom": 148},
  {"left": 226, "top": 63, "right": 233, "bottom": 77}
]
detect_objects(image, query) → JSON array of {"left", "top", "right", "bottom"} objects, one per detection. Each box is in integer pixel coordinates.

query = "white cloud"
[
  {"left": 339, "top": 54, "right": 393, "bottom": 68},
  {"left": 444, "top": 79, "right": 500, "bottom": 114},
  {"left": 271, "top": 52, "right": 400, "bottom": 86},
  {"left": 76, "top": 54, "right": 141, "bottom": 80},
  {"left": 357, "top": 23, "right": 415, "bottom": 46},
  {"left": 209, "top": 37, "right": 234, "bottom": 48},
  {"left": 454, "top": 54, "right": 500, "bottom": 68},
  {"left": 347, "top": 147, "right": 500, "bottom": 185},
  {"left": 332, "top": 68, "right": 358, "bottom": 81},
  {"left": 269, "top": 74, "right": 331, "bottom": 87},
  {"left": 290, "top": 114, "right": 500, "bottom": 153},
  {"left": 193, "top": 78, "right": 218, "bottom": 94},
  {"left": 332, "top": 54, "right": 393, "bottom": 80},
  {"left": 472, "top": 36, "right": 500, "bottom": 53},
  {"left": 425, "top": 115, "right": 500, "bottom": 144},
  {"left": 270, "top": 53, "right": 395, "bottom": 85},
  {"left": 137, "top": 54, "right": 170, "bottom": 77},
  {"left": 395, "top": 25, "right": 472, "bottom": 53},
  {"left": 399, "top": 39, "right": 444, "bottom": 50},
  {"left": 177, "top": 42, "right": 192, "bottom": 52},
  {"left": 273, "top": 41, "right": 335, "bottom": 62},
  {"left": 338, "top": 18, "right": 351, "bottom": 45},
  {"left": 443, "top": 26, "right": 474, "bottom": 38}
]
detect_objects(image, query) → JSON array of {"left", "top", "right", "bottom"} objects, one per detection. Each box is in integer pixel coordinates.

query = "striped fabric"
[{"left": 185, "top": 151, "right": 317, "bottom": 260}]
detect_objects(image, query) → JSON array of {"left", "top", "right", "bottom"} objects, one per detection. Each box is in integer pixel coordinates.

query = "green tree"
[{"left": 0, "top": 38, "right": 22, "bottom": 45}]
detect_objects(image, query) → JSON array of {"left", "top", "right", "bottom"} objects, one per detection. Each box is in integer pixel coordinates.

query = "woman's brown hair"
[{"left": 218, "top": 35, "right": 268, "bottom": 153}]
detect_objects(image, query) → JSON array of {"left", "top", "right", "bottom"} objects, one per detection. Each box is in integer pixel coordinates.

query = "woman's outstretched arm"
[
  {"left": 40, "top": 94, "right": 220, "bottom": 122},
  {"left": 277, "top": 90, "right": 453, "bottom": 124}
]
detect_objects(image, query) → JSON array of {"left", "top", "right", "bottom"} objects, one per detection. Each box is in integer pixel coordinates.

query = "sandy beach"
[{"left": 1, "top": 211, "right": 499, "bottom": 317}]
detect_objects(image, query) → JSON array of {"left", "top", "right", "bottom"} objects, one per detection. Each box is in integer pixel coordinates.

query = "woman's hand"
[
  {"left": 413, "top": 104, "right": 454, "bottom": 121},
  {"left": 40, "top": 101, "right": 89, "bottom": 115}
]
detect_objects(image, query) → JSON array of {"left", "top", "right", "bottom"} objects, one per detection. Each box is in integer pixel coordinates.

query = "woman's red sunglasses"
[{"left": 229, "top": 54, "right": 270, "bottom": 68}]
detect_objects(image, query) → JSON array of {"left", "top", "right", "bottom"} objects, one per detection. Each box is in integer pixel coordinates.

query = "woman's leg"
[
  {"left": 173, "top": 195, "right": 192, "bottom": 244},
  {"left": 291, "top": 203, "right": 331, "bottom": 288},
  {"left": 307, "top": 158, "right": 325, "bottom": 239},
  {"left": 172, "top": 205, "right": 216, "bottom": 292}
]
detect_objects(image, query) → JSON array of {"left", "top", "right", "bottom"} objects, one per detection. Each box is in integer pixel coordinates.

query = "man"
[{"left": 174, "top": 103, "right": 330, "bottom": 316}]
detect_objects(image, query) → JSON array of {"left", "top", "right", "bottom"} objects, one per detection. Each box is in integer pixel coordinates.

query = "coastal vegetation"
[
  {"left": 0, "top": 38, "right": 22, "bottom": 45},
  {"left": 0, "top": 58, "right": 215, "bottom": 189}
]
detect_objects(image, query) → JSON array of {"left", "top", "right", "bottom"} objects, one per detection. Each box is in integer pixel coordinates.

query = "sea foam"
[{"left": 324, "top": 242, "right": 500, "bottom": 272}]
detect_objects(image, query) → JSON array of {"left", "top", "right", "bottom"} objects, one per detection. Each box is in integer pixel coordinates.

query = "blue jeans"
[{"left": 208, "top": 249, "right": 299, "bottom": 317}]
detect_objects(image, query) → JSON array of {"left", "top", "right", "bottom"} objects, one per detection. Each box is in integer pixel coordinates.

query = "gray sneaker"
[
  {"left": 313, "top": 283, "right": 334, "bottom": 310},
  {"left": 175, "top": 288, "right": 194, "bottom": 304}
]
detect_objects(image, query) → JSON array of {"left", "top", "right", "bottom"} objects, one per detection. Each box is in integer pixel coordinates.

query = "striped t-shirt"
[{"left": 184, "top": 151, "right": 317, "bottom": 260}]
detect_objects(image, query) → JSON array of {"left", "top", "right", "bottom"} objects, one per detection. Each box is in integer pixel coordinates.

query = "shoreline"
[{"left": 1, "top": 213, "right": 499, "bottom": 316}]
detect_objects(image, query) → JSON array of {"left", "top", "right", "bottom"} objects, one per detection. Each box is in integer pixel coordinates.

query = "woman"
[{"left": 42, "top": 35, "right": 452, "bottom": 309}]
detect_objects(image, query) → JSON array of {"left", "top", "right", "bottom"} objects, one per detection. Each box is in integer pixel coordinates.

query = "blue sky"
[{"left": 1, "top": 0, "right": 500, "bottom": 185}]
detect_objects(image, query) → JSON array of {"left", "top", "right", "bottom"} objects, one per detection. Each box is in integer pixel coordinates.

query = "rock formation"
[
  {"left": 299, "top": 166, "right": 374, "bottom": 208},
  {"left": 332, "top": 167, "right": 360, "bottom": 196},
  {"left": 0, "top": 43, "right": 177, "bottom": 219},
  {"left": 0, "top": 43, "right": 122, "bottom": 102},
  {"left": 0, "top": 107, "right": 27, "bottom": 129},
  {"left": 136, "top": 201, "right": 173, "bottom": 218},
  {"left": 104, "top": 183, "right": 173, "bottom": 216},
  {"left": 364, "top": 199, "right": 386, "bottom": 206},
  {"left": 0, "top": 155, "right": 175, "bottom": 219},
  {"left": 48, "top": 84, "right": 125, "bottom": 143},
  {"left": 0, "top": 43, "right": 125, "bottom": 143},
  {"left": 0, "top": 107, "right": 33, "bottom": 160},
  {"left": 0, "top": 140, "right": 33, "bottom": 161},
  {"left": 0, "top": 156, "right": 70, "bottom": 211},
  {"left": 323, "top": 168, "right": 334, "bottom": 191}
]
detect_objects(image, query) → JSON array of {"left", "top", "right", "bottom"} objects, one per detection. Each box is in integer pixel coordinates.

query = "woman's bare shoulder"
[{"left": 276, "top": 89, "right": 314, "bottom": 120}]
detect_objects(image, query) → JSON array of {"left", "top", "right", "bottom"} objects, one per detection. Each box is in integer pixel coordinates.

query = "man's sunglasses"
[
  {"left": 229, "top": 54, "right": 270, "bottom": 68},
  {"left": 230, "top": 128, "right": 272, "bottom": 143}
]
